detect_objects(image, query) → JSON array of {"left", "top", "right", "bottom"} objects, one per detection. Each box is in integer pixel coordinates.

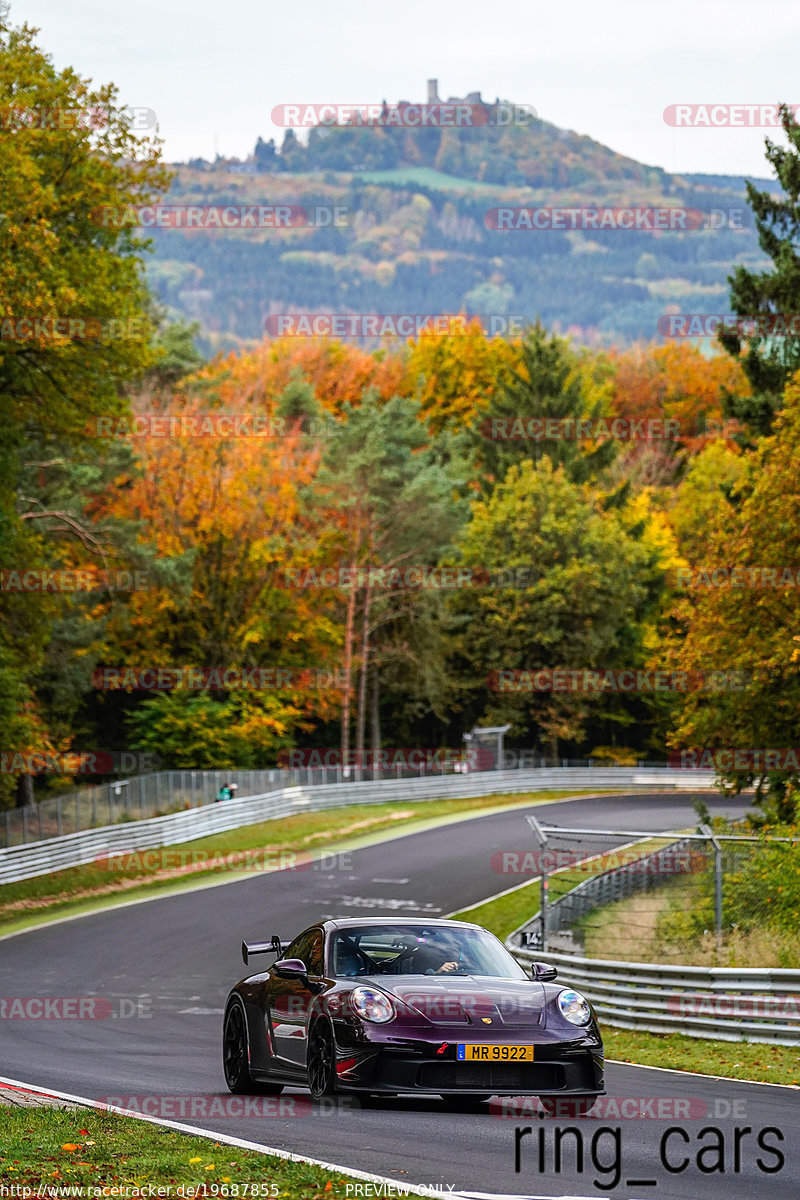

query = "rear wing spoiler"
[{"left": 242, "top": 935, "right": 291, "bottom": 965}]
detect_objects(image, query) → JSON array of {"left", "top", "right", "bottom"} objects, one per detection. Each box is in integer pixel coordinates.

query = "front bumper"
[{"left": 332, "top": 1024, "right": 604, "bottom": 1095}]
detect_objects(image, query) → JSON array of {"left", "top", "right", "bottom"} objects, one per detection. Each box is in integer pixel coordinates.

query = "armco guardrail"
[
  {"left": 0, "top": 758, "right": 687, "bottom": 849},
  {"left": 511, "top": 946, "right": 800, "bottom": 1045},
  {"left": 0, "top": 766, "right": 716, "bottom": 886}
]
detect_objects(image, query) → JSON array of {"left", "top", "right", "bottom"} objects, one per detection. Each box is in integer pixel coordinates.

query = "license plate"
[{"left": 457, "top": 1044, "right": 534, "bottom": 1061}]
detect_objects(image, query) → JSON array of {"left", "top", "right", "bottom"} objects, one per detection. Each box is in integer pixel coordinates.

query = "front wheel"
[{"left": 307, "top": 1021, "right": 337, "bottom": 1100}]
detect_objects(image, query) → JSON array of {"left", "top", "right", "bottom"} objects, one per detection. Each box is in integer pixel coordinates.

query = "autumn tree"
[
  {"left": 93, "top": 352, "right": 343, "bottom": 766},
  {"left": 0, "top": 9, "right": 169, "bottom": 803},
  {"left": 666, "top": 371, "right": 800, "bottom": 821},
  {"left": 404, "top": 321, "right": 517, "bottom": 436}
]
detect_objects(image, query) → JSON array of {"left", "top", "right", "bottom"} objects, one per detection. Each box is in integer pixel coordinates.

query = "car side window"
[{"left": 287, "top": 929, "right": 324, "bottom": 977}]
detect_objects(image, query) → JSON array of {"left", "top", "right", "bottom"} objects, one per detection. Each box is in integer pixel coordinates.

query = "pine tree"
[
  {"left": 720, "top": 104, "right": 800, "bottom": 437},
  {"left": 474, "top": 323, "right": 618, "bottom": 489}
]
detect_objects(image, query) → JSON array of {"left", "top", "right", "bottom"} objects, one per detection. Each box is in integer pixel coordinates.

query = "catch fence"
[{"left": 1, "top": 758, "right": 694, "bottom": 849}]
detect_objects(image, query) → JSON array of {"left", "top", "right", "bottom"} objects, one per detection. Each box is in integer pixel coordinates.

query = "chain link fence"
[{"left": 510, "top": 819, "right": 800, "bottom": 969}]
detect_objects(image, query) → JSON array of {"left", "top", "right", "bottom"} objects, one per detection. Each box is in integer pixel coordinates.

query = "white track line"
[{"left": 606, "top": 1057, "right": 799, "bottom": 1089}]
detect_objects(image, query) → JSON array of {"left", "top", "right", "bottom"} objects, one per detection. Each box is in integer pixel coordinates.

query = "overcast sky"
[{"left": 9, "top": 0, "right": 799, "bottom": 178}]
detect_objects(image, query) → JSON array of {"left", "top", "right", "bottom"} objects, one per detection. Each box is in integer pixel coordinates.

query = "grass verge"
[
  {"left": 453, "top": 880, "right": 800, "bottom": 1088},
  {"left": 0, "top": 1103, "right": 363, "bottom": 1194},
  {"left": 602, "top": 1027, "right": 800, "bottom": 1087},
  {"left": 0, "top": 790, "right": 608, "bottom": 937}
]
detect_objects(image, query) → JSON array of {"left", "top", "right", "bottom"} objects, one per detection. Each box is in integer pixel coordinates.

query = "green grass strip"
[{"left": 0, "top": 1103, "right": 367, "bottom": 1194}]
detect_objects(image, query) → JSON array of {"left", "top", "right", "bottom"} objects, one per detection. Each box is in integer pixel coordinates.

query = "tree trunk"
[
  {"left": 370, "top": 664, "right": 381, "bottom": 775},
  {"left": 340, "top": 562, "right": 358, "bottom": 778},
  {"left": 355, "top": 584, "right": 372, "bottom": 777},
  {"left": 549, "top": 733, "right": 559, "bottom": 765},
  {"left": 16, "top": 774, "right": 34, "bottom": 808}
]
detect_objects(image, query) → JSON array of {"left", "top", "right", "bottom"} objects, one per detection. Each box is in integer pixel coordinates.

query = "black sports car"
[{"left": 222, "top": 917, "right": 604, "bottom": 1106}]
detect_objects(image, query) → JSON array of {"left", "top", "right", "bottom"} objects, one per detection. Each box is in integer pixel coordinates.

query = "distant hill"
[{"left": 148, "top": 93, "right": 771, "bottom": 351}]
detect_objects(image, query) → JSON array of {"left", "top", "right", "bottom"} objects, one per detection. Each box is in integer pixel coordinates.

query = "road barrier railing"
[
  {"left": 510, "top": 945, "right": 800, "bottom": 1044},
  {"left": 0, "top": 766, "right": 716, "bottom": 885}
]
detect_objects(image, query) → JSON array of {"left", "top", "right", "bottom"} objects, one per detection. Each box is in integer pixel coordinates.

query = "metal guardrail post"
[
  {"left": 525, "top": 814, "right": 549, "bottom": 953},
  {"left": 700, "top": 823, "right": 723, "bottom": 952}
]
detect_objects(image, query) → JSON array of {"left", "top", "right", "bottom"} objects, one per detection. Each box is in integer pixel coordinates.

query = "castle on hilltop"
[{"left": 423, "top": 79, "right": 487, "bottom": 106}]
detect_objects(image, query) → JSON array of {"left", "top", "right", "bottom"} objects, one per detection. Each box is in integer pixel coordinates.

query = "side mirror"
[
  {"left": 273, "top": 957, "right": 309, "bottom": 980},
  {"left": 530, "top": 961, "right": 558, "bottom": 982}
]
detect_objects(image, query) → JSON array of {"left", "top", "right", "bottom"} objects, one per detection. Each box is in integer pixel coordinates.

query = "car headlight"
[
  {"left": 351, "top": 986, "right": 395, "bottom": 1023},
  {"left": 557, "top": 988, "right": 592, "bottom": 1026}
]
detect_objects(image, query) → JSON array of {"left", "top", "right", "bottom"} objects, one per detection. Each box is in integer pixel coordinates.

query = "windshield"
[{"left": 329, "top": 924, "right": 527, "bottom": 979}]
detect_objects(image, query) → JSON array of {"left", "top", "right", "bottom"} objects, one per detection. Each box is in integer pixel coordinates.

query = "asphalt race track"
[{"left": 1, "top": 791, "right": 798, "bottom": 1199}]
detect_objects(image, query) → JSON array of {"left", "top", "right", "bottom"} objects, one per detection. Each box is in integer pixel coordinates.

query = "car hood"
[{"left": 362, "top": 976, "right": 547, "bottom": 1027}]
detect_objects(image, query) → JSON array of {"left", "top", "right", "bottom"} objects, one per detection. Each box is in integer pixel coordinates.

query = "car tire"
[
  {"left": 308, "top": 1020, "right": 337, "bottom": 1100},
  {"left": 440, "top": 1093, "right": 491, "bottom": 1110},
  {"left": 538, "top": 1095, "right": 597, "bottom": 1118},
  {"left": 223, "top": 997, "right": 284, "bottom": 1096}
]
